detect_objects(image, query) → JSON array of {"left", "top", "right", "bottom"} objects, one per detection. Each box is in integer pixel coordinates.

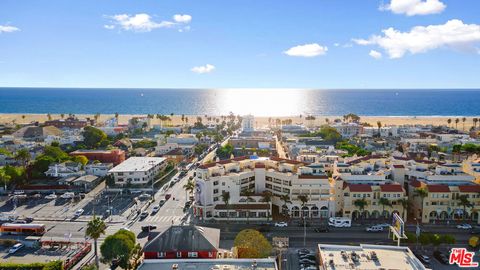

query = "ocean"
[{"left": 1, "top": 88, "right": 479, "bottom": 116}]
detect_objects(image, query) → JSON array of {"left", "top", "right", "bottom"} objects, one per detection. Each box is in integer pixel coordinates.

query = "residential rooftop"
[
  {"left": 138, "top": 259, "right": 277, "bottom": 270},
  {"left": 109, "top": 157, "right": 166, "bottom": 173}
]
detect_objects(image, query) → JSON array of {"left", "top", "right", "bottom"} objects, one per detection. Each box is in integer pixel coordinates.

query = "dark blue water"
[{"left": 0, "top": 88, "right": 479, "bottom": 116}]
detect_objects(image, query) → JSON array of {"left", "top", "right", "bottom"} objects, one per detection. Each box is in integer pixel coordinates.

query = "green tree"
[
  {"left": 15, "top": 149, "right": 31, "bottom": 169},
  {"left": 0, "top": 168, "right": 12, "bottom": 191},
  {"left": 221, "top": 192, "right": 231, "bottom": 223},
  {"left": 414, "top": 188, "right": 428, "bottom": 218},
  {"left": 100, "top": 229, "right": 136, "bottom": 269},
  {"left": 354, "top": 198, "right": 368, "bottom": 219},
  {"left": 398, "top": 198, "right": 410, "bottom": 220},
  {"left": 183, "top": 179, "right": 195, "bottom": 200},
  {"left": 71, "top": 155, "right": 89, "bottom": 167},
  {"left": 378, "top": 197, "right": 392, "bottom": 218},
  {"left": 457, "top": 195, "right": 473, "bottom": 220},
  {"left": 83, "top": 126, "right": 107, "bottom": 148},
  {"left": 262, "top": 191, "right": 273, "bottom": 221},
  {"left": 242, "top": 189, "right": 254, "bottom": 224},
  {"left": 447, "top": 118, "right": 452, "bottom": 127},
  {"left": 0, "top": 148, "right": 12, "bottom": 157},
  {"left": 233, "top": 229, "right": 272, "bottom": 258},
  {"left": 418, "top": 233, "right": 431, "bottom": 246},
  {"left": 462, "top": 117, "right": 466, "bottom": 131},
  {"left": 86, "top": 216, "right": 106, "bottom": 269},
  {"left": 216, "top": 143, "right": 234, "bottom": 159},
  {"left": 455, "top": 118, "right": 459, "bottom": 129}
]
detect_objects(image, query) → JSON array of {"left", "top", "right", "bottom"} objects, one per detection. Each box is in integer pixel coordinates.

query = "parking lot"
[{"left": 0, "top": 245, "right": 73, "bottom": 264}]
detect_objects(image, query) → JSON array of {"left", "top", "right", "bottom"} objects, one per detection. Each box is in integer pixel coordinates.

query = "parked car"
[
  {"left": 9, "top": 243, "right": 24, "bottom": 254},
  {"left": 141, "top": 225, "right": 157, "bottom": 232},
  {"left": 274, "top": 222, "right": 288, "bottom": 227},
  {"left": 139, "top": 212, "right": 149, "bottom": 219},
  {"left": 470, "top": 228, "right": 480, "bottom": 234},
  {"left": 60, "top": 192, "right": 75, "bottom": 199},
  {"left": 413, "top": 252, "right": 431, "bottom": 266},
  {"left": 300, "top": 254, "right": 316, "bottom": 260},
  {"left": 159, "top": 199, "right": 166, "bottom": 206},
  {"left": 366, "top": 226, "right": 384, "bottom": 232},
  {"left": 45, "top": 194, "right": 57, "bottom": 200},
  {"left": 457, "top": 223, "right": 472, "bottom": 229},
  {"left": 376, "top": 223, "right": 391, "bottom": 228},
  {"left": 24, "top": 217, "right": 34, "bottom": 223},
  {"left": 165, "top": 194, "right": 172, "bottom": 200},
  {"left": 138, "top": 194, "right": 152, "bottom": 200},
  {"left": 433, "top": 251, "right": 449, "bottom": 264},
  {"left": 151, "top": 206, "right": 160, "bottom": 214},
  {"left": 74, "top": 209, "right": 84, "bottom": 217}
]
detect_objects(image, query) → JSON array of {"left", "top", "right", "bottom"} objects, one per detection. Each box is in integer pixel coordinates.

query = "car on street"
[
  {"left": 45, "top": 194, "right": 57, "bottom": 200},
  {"left": 313, "top": 226, "right": 329, "bottom": 233},
  {"left": 151, "top": 206, "right": 160, "bottom": 214},
  {"left": 433, "top": 251, "right": 449, "bottom": 264},
  {"left": 375, "top": 223, "right": 391, "bottom": 228},
  {"left": 300, "top": 254, "right": 316, "bottom": 260},
  {"left": 300, "top": 266, "right": 317, "bottom": 270},
  {"left": 470, "top": 228, "right": 480, "bottom": 234},
  {"left": 274, "top": 222, "right": 288, "bottom": 227},
  {"left": 457, "top": 223, "right": 472, "bottom": 229},
  {"left": 141, "top": 225, "right": 157, "bottom": 232},
  {"left": 366, "top": 226, "right": 384, "bottom": 232},
  {"left": 159, "top": 199, "right": 166, "bottom": 206},
  {"left": 74, "top": 209, "right": 84, "bottom": 217},
  {"left": 138, "top": 194, "right": 152, "bottom": 200},
  {"left": 24, "top": 217, "right": 34, "bottom": 223},
  {"left": 165, "top": 194, "right": 172, "bottom": 200},
  {"left": 9, "top": 243, "right": 24, "bottom": 254},
  {"left": 139, "top": 211, "right": 149, "bottom": 219}
]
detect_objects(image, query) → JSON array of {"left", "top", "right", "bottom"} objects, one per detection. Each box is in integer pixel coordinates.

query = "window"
[
  {"left": 213, "top": 181, "right": 219, "bottom": 186},
  {"left": 213, "top": 197, "right": 219, "bottom": 202},
  {"left": 158, "top": 252, "right": 166, "bottom": 258},
  {"left": 213, "top": 189, "right": 219, "bottom": 194},
  {"left": 188, "top": 252, "right": 198, "bottom": 258},
  {"left": 176, "top": 252, "right": 182, "bottom": 258},
  {"left": 222, "top": 182, "right": 225, "bottom": 186}
]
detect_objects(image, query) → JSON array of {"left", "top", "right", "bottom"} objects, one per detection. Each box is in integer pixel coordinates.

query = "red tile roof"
[
  {"left": 214, "top": 204, "right": 270, "bottom": 210},
  {"left": 347, "top": 184, "right": 372, "bottom": 192},
  {"left": 347, "top": 155, "right": 385, "bottom": 165},
  {"left": 198, "top": 163, "right": 218, "bottom": 169},
  {"left": 270, "top": 156, "right": 304, "bottom": 165},
  {"left": 380, "top": 184, "right": 403, "bottom": 192},
  {"left": 458, "top": 185, "right": 480, "bottom": 193},
  {"left": 393, "top": 165, "right": 405, "bottom": 169},
  {"left": 254, "top": 163, "right": 265, "bottom": 168},
  {"left": 427, "top": 185, "right": 450, "bottom": 193},
  {"left": 410, "top": 179, "right": 422, "bottom": 188}
]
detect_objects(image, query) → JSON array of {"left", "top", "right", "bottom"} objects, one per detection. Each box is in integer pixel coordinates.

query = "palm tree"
[
  {"left": 280, "top": 194, "right": 292, "bottom": 217},
  {"left": 242, "top": 189, "right": 254, "bottom": 224},
  {"left": 297, "top": 194, "right": 309, "bottom": 218},
  {"left": 183, "top": 179, "right": 195, "bottom": 200},
  {"left": 447, "top": 118, "right": 452, "bottom": 128},
  {"left": 262, "top": 191, "right": 273, "bottom": 221},
  {"left": 378, "top": 197, "right": 392, "bottom": 218},
  {"left": 0, "top": 169, "right": 11, "bottom": 192},
  {"left": 414, "top": 188, "right": 428, "bottom": 219},
  {"left": 353, "top": 198, "right": 368, "bottom": 220},
  {"left": 60, "top": 113, "right": 65, "bottom": 119},
  {"left": 15, "top": 149, "right": 31, "bottom": 169},
  {"left": 221, "top": 192, "right": 231, "bottom": 223},
  {"left": 473, "top": 118, "right": 478, "bottom": 129},
  {"left": 377, "top": 121, "right": 382, "bottom": 135},
  {"left": 455, "top": 118, "right": 459, "bottom": 129},
  {"left": 47, "top": 113, "right": 52, "bottom": 121},
  {"left": 457, "top": 195, "right": 473, "bottom": 221},
  {"left": 398, "top": 198, "right": 410, "bottom": 221},
  {"left": 115, "top": 112, "right": 119, "bottom": 121},
  {"left": 85, "top": 216, "right": 106, "bottom": 268},
  {"left": 462, "top": 117, "right": 466, "bottom": 131}
]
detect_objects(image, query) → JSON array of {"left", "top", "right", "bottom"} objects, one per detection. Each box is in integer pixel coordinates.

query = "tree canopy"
[
  {"left": 100, "top": 229, "right": 136, "bottom": 269},
  {"left": 298, "top": 125, "right": 342, "bottom": 143},
  {"left": 233, "top": 229, "right": 272, "bottom": 258},
  {"left": 83, "top": 126, "right": 107, "bottom": 148}
]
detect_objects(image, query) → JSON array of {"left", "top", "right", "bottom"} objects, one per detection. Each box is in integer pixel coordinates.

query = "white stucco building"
[{"left": 109, "top": 157, "right": 167, "bottom": 186}]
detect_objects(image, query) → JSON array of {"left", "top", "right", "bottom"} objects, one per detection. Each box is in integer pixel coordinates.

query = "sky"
[{"left": 0, "top": 0, "right": 480, "bottom": 89}]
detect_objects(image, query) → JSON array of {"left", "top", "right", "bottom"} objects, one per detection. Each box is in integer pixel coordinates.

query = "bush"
[
  {"left": 0, "top": 260, "right": 63, "bottom": 270},
  {"left": 0, "top": 239, "right": 17, "bottom": 247}
]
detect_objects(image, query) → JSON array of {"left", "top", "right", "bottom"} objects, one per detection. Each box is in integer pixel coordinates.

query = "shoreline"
[{"left": 1, "top": 113, "right": 478, "bottom": 130}]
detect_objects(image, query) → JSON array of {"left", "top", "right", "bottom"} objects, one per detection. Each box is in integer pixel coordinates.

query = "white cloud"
[
  {"left": 284, "top": 43, "right": 328, "bottom": 57},
  {"left": 191, "top": 64, "right": 215, "bottom": 74},
  {"left": 334, "top": 43, "right": 340, "bottom": 47},
  {"left": 381, "top": 0, "right": 446, "bottom": 16},
  {"left": 369, "top": 50, "right": 382, "bottom": 59},
  {"left": 0, "top": 25, "right": 20, "bottom": 33},
  {"left": 105, "top": 13, "right": 191, "bottom": 32},
  {"left": 173, "top": 14, "right": 192, "bottom": 23},
  {"left": 353, "top": 19, "right": 480, "bottom": 59}
]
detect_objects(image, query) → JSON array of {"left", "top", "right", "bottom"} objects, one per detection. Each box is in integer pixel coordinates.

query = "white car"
[
  {"left": 74, "top": 209, "right": 84, "bottom": 217},
  {"left": 60, "top": 192, "right": 75, "bottom": 199},
  {"left": 457, "top": 224, "right": 472, "bottom": 229},
  {"left": 376, "top": 223, "right": 391, "bottom": 228},
  {"left": 45, "top": 194, "right": 57, "bottom": 200},
  {"left": 9, "top": 243, "right": 24, "bottom": 254},
  {"left": 151, "top": 206, "right": 160, "bottom": 214},
  {"left": 366, "top": 226, "right": 384, "bottom": 232},
  {"left": 274, "top": 222, "right": 288, "bottom": 227}
]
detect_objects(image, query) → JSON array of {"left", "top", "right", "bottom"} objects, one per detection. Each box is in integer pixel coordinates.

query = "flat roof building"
[
  {"left": 317, "top": 244, "right": 428, "bottom": 270},
  {"left": 109, "top": 157, "right": 167, "bottom": 186}
]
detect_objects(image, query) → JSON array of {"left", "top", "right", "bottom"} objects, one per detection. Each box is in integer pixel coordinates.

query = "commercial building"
[
  {"left": 194, "top": 157, "right": 335, "bottom": 221},
  {"left": 70, "top": 149, "right": 125, "bottom": 165},
  {"left": 317, "top": 244, "right": 427, "bottom": 270},
  {"left": 44, "top": 116, "right": 94, "bottom": 129},
  {"left": 144, "top": 226, "right": 220, "bottom": 259},
  {"left": 138, "top": 259, "right": 277, "bottom": 270},
  {"left": 108, "top": 157, "right": 167, "bottom": 186}
]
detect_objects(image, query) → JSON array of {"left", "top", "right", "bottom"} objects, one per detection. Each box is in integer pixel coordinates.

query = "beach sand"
[{"left": 1, "top": 114, "right": 477, "bottom": 131}]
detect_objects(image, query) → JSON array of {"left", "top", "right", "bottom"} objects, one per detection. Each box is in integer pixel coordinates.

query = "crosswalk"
[{"left": 143, "top": 215, "right": 185, "bottom": 223}]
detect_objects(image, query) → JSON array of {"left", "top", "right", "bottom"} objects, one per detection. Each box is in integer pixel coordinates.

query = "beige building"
[{"left": 409, "top": 180, "right": 480, "bottom": 224}]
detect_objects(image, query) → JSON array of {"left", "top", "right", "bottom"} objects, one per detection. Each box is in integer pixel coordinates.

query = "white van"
[{"left": 328, "top": 217, "right": 351, "bottom": 228}]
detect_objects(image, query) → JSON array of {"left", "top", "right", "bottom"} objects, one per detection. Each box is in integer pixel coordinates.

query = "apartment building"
[
  {"left": 409, "top": 179, "right": 480, "bottom": 224},
  {"left": 194, "top": 157, "right": 335, "bottom": 221},
  {"left": 108, "top": 157, "right": 167, "bottom": 186}
]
